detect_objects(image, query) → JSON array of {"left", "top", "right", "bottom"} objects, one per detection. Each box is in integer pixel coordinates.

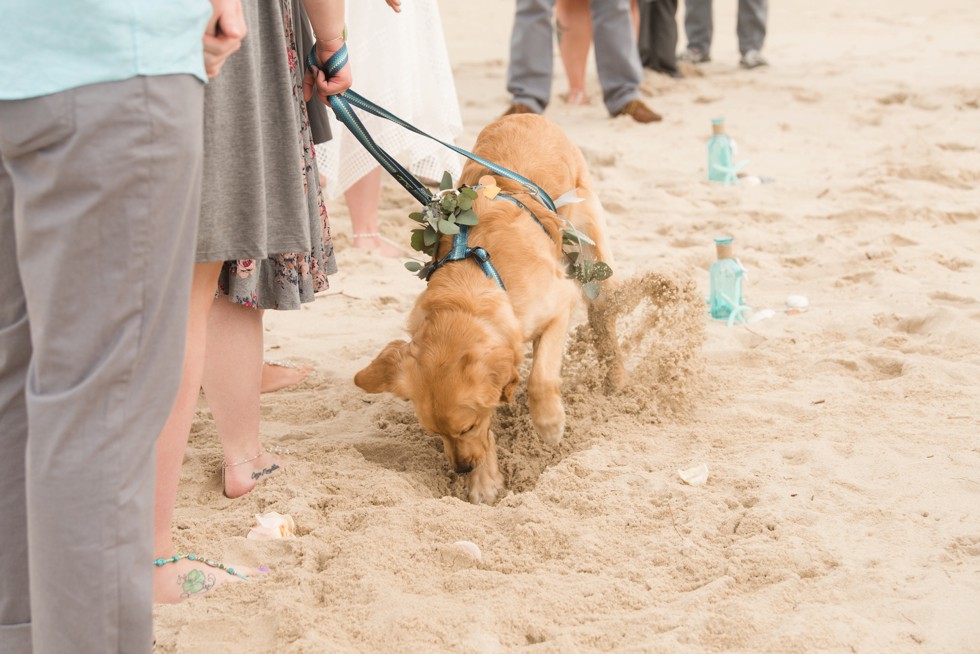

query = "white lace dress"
[{"left": 315, "top": 0, "right": 464, "bottom": 199}]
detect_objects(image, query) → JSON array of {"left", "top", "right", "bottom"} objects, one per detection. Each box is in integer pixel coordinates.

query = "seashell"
[
  {"left": 246, "top": 511, "right": 296, "bottom": 540},
  {"left": 786, "top": 294, "right": 809, "bottom": 309},
  {"left": 452, "top": 540, "right": 482, "bottom": 560},
  {"left": 678, "top": 463, "right": 709, "bottom": 487}
]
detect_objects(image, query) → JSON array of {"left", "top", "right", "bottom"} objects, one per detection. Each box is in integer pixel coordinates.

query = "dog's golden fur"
[{"left": 354, "top": 114, "right": 624, "bottom": 503}]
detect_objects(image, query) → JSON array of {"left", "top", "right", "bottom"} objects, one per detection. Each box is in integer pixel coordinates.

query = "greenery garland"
[{"left": 404, "top": 171, "right": 612, "bottom": 297}]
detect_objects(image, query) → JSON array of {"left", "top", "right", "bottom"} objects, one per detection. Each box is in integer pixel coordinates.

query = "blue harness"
[{"left": 308, "top": 44, "right": 560, "bottom": 289}]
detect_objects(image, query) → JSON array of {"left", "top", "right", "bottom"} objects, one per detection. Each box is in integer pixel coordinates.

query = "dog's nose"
[{"left": 454, "top": 462, "right": 473, "bottom": 475}]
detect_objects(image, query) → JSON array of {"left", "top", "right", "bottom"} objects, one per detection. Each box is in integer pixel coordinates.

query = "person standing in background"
[
  {"left": 505, "top": 0, "right": 662, "bottom": 123},
  {"left": 678, "top": 0, "right": 769, "bottom": 69},
  {"left": 0, "top": 1, "right": 244, "bottom": 652}
]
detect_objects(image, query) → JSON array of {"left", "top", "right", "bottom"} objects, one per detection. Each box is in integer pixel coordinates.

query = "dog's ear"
[
  {"left": 354, "top": 340, "right": 410, "bottom": 396},
  {"left": 488, "top": 346, "right": 520, "bottom": 403}
]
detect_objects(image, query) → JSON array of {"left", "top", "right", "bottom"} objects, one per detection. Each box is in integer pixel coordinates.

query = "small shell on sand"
[
  {"left": 786, "top": 294, "right": 810, "bottom": 309},
  {"left": 678, "top": 463, "right": 709, "bottom": 487},
  {"left": 452, "top": 540, "right": 482, "bottom": 560}
]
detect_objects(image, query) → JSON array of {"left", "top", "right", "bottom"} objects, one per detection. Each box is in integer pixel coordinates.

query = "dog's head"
[{"left": 354, "top": 313, "right": 520, "bottom": 474}]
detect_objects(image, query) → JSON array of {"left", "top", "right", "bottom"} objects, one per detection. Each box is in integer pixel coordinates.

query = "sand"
[{"left": 153, "top": 0, "right": 980, "bottom": 651}]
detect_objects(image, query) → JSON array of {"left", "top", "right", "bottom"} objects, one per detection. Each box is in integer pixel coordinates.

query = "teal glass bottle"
[
  {"left": 707, "top": 118, "right": 735, "bottom": 183},
  {"left": 709, "top": 237, "right": 745, "bottom": 320}
]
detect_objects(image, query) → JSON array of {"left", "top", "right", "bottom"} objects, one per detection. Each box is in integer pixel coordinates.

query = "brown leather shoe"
[
  {"left": 502, "top": 103, "right": 538, "bottom": 117},
  {"left": 616, "top": 99, "right": 662, "bottom": 123}
]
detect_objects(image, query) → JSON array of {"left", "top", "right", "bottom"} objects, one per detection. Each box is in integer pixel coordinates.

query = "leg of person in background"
[
  {"left": 504, "top": 0, "right": 557, "bottom": 115},
  {"left": 591, "top": 0, "right": 662, "bottom": 122},
  {"left": 152, "top": 262, "right": 251, "bottom": 604},
  {"left": 737, "top": 0, "right": 769, "bottom": 68},
  {"left": 679, "top": 0, "right": 712, "bottom": 63},
  {"left": 629, "top": 0, "right": 640, "bottom": 37},
  {"left": 638, "top": 0, "right": 681, "bottom": 77},
  {"left": 202, "top": 298, "right": 287, "bottom": 498},
  {"left": 555, "top": 0, "right": 592, "bottom": 105},
  {"left": 346, "top": 167, "right": 403, "bottom": 257}
]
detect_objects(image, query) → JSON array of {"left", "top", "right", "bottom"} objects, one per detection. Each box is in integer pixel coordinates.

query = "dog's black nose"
[{"left": 454, "top": 462, "right": 473, "bottom": 475}]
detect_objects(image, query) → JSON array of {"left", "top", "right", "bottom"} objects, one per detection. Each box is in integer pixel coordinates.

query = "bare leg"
[
  {"left": 152, "top": 262, "right": 249, "bottom": 603},
  {"left": 201, "top": 298, "right": 285, "bottom": 498},
  {"left": 556, "top": 0, "right": 593, "bottom": 105},
  {"left": 346, "top": 167, "right": 402, "bottom": 257}
]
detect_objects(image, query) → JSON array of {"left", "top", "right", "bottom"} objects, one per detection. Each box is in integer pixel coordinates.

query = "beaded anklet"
[{"left": 153, "top": 553, "right": 248, "bottom": 580}]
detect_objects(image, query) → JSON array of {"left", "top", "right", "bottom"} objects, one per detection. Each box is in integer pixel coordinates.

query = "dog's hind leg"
[
  {"left": 564, "top": 191, "right": 628, "bottom": 393},
  {"left": 528, "top": 312, "right": 571, "bottom": 446}
]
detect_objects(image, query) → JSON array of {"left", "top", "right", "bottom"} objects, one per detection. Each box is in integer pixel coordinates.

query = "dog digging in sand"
[{"left": 354, "top": 114, "right": 626, "bottom": 503}]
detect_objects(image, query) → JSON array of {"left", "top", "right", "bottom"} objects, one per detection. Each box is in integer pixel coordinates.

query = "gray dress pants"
[
  {"left": 0, "top": 74, "right": 203, "bottom": 654},
  {"left": 507, "top": 0, "right": 643, "bottom": 116},
  {"left": 684, "top": 0, "right": 768, "bottom": 56}
]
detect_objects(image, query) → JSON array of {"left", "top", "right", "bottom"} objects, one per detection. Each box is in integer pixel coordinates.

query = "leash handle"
[{"left": 307, "top": 45, "right": 557, "bottom": 213}]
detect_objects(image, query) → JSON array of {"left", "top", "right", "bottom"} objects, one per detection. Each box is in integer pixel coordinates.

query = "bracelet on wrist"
[{"left": 316, "top": 24, "right": 347, "bottom": 46}]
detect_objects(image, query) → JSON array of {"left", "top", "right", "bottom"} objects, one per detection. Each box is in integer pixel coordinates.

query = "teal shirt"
[{"left": 0, "top": 0, "right": 212, "bottom": 100}]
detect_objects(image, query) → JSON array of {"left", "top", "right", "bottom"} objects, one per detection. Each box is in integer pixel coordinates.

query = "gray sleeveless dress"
[{"left": 197, "top": 0, "right": 336, "bottom": 310}]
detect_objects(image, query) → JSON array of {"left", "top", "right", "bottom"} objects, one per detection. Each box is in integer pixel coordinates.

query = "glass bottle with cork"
[
  {"left": 707, "top": 118, "right": 737, "bottom": 184},
  {"left": 709, "top": 237, "right": 748, "bottom": 321}
]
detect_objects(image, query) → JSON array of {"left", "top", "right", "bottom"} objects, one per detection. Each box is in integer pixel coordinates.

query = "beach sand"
[{"left": 154, "top": 0, "right": 980, "bottom": 651}]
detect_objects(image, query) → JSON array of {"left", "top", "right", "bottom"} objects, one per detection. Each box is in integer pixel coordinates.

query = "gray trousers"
[
  {"left": 638, "top": 0, "right": 680, "bottom": 75},
  {"left": 507, "top": 0, "right": 643, "bottom": 116},
  {"left": 684, "top": 0, "right": 768, "bottom": 55},
  {"left": 0, "top": 74, "right": 203, "bottom": 654}
]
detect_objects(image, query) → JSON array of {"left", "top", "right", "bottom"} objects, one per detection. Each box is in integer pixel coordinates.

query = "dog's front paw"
[
  {"left": 466, "top": 452, "right": 504, "bottom": 504},
  {"left": 529, "top": 399, "right": 565, "bottom": 447}
]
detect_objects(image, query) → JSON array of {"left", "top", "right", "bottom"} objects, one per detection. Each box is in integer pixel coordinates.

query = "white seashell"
[
  {"left": 246, "top": 511, "right": 296, "bottom": 540},
  {"left": 786, "top": 294, "right": 809, "bottom": 309},
  {"left": 678, "top": 463, "right": 709, "bottom": 487},
  {"left": 452, "top": 540, "right": 482, "bottom": 560}
]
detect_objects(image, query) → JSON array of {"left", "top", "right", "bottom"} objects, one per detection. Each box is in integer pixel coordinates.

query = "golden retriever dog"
[{"left": 354, "top": 114, "right": 625, "bottom": 503}]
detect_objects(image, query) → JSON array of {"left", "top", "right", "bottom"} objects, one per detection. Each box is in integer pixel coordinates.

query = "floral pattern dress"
[{"left": 214, "top": 0, "right": 337, "bottom": 310}]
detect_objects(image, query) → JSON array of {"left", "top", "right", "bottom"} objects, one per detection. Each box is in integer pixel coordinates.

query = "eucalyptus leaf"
[
  {"left": 404, "top": 261, "right": 423, "bottom": 272},
  {"left": 409, "top": 212, "right": 424, "bottom": 223},
  {"left": 460, "top": 187, "right": 478, "bottom": 200},
  {"left": 583, "top": 281, "right": 601, "bottom": 300},
  {"left": 458, "top": 195, "right": 472, "bottom": 211},
  {"left": 591, "top": 261, "right": 613, "bottom": 281},
  {"left": 456, "top": 209, "right": 478, "bottom": 225},
  {"left": 438, "top": 219, "right": 460, "bottom": 235},
  {"left": 423, "top": 226, "right": 439, "bottom": 246},
  {"left": 441, "top": 194, "right": 458, "bottom": 212},
  {"left": 410, "top": 229, "right": 425, "bottom": 252},
  {"left": 439, "top": 171, "right": 453, "bottom": 191},
  {"left": 562, "top": 228, "right": 596, "bottom": 247}
]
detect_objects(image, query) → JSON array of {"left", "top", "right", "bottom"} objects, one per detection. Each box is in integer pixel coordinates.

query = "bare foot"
[
  {"left": 561, "top": 89, "right": 590, "bottom": 106},
  {"left": 152, "top": 554, "right": 255, "bottom": 604},
  {"left": 352, "top": 232, "right": 407, "bottom": 258},
  {"left": 261, "top": 360, "right": 313, "bottom": 394},
  {"left": 223, "top": 449, "right": 286, "bottom": 499}
]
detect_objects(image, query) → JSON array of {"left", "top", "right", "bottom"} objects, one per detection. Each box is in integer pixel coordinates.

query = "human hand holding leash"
[
  {"left": 203, "top": 0, "right": 246, "bottom": 79},
  {"left": 302, "top": 0, "right": 352, "bottom": 103}
]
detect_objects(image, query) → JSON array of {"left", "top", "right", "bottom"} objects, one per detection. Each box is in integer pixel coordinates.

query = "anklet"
[
  {"left": 224, "top": 448, "right": 265, "bottom": 468},
  {"left": 352, "top": 231, "right": 380, "bottom": 239},
  {"left": 153, "top": 553, "right": 248, "bottom": 580}
]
